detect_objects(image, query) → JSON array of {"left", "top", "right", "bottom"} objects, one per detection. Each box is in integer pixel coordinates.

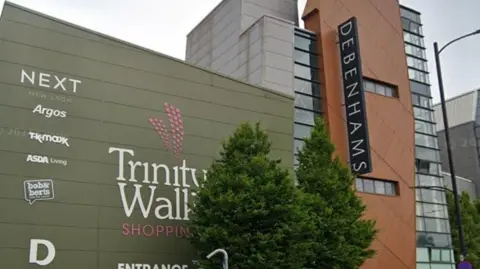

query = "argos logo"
[{"left": 33, "top": 104, "right": 67, "bottom": 118}]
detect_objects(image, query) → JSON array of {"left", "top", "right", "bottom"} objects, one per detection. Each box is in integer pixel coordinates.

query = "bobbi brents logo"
[{"left": 108, "top": 103, "right": 207, "bottom": 238}]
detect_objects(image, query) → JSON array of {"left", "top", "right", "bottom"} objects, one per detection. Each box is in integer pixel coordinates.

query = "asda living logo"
[{"left": 148, "top": 102, "right": 184, "bottom": 159}]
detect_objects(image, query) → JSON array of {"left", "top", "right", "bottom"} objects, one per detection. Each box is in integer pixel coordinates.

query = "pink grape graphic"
[{"left": 148, "top": 102, "right": 184, "bottom": 160}]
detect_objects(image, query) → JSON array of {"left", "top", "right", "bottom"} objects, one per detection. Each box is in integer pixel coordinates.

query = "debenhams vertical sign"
[{"left": 338, "top": 17, "right": 372, "bottom": 175}]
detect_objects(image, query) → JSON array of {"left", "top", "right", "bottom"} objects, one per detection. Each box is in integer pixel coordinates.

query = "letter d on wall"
[{"left": 29, "top": 239, "right": 56, "bottom": 266}]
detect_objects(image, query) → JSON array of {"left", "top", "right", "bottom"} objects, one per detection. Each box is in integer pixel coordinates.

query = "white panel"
[
  {"left": 263, "top": 36, "right": 293, "bottom": 58},
  {"left": 264, "top": 66, "right": 293, "bottom": 90},
  {"left": 434, "top": 90, "right": 478, "bottom": 131},
  {"left": 212, "top": 33, "right": 238, "bottom": 59},
  {"left": 248, "top": 39, "right": 263, "bottom": 61},
  {"left": 211, "top": 45, "right": 238, "bottom": 69},
  {"left": 248, "top": 67, "right": 263, "bottom": 85},
  {"left": 248, "top": 52, "right": 263, "bottom": 74},
  {"left": 264, "top": 51, "right": 293, "bottom": 73},
  {"left": 264, "top": 18, "right": 294, "bottom": 43},
  {"left": 232, "top": 63, "right": 247, "bottom": 79},
  {"left": 261, "top": 81, "right": 294, "bottom": 97}
]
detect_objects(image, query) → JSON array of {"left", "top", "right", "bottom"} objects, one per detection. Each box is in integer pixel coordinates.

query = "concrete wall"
[
  {"left": 185, "top": 0, "right": 298, "bottom": 97},
  {"left": 437, "top": 122, "right": 480, "bottom": 196},
  {"left": 0, "top": 3, "right": 294, "bottom": 269}
]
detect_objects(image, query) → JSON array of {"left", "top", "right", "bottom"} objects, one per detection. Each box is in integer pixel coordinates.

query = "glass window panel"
[
  {"left": 375, "top": 84, "right": 386, "bottom": 95},
  {"left": 423, "top": 218, "right": 449, "bottom": 233},
  {"left": 355, "top": 178, "right": 363, "bottom": 192},
  {"left": 416, "top": 189, "right": 446, "bottom": 204},
  {"left": 294, "top": 78, "right": 321, "bottom": 97},
  {"left": 416, "top": 159, "right": 441, "bottom": 175},
  {"left": 294, "top": 124, "right": 313, "bottom": 140},
  {"left": 422, "top": 204, "right": 448, "bottom": 218},
  {"left": 407, "top": 56, "right": 428, "bottom": 71},
  {"left": 441, "top": 249, "right": 452, "bottom": 262},
  {"left": 363, "top": 179, "right": 374, "bottom": 193},
  {"left": 417, "top": 217, "right": 425, "bottom": 231},
  {"left": 416, "top": 233, "right": 451, "bottom": 248},
  {"left": 416, "top": 146, "right": 440, "bottom": 162},
  {"left": 295, "top": 109, "right": 315, "bottom": 125},
  {"left": 364, "top": 80, "right": 375, "bottom": 92},
  {"left": 374, "top": 181, "right": 386, "bottom": 194},
  {"left": 404, "top": 31, "right": 424, "bottom": 47},
  {"left": 384, "top": 87, "right": 394, "bottom": 97},
  {"left": 415, "top": 120, "right": 436, "bottom": 135},
  {"left": 295, "top": 49, "right": 318, "bottom": 67},
  {"left": 416, "top": 203, "right": 424, "bottom": 216},
  {"left": 416, "top": 248, "right": 430, "bottom": 262},
  {"left": 431, "top": 264, "right": 454, "bottom": 269},
  {"left": 431, "top": 249, "right": 441, "bottom": 261},
  {"left": 294, "top": 34, "right": 316, "bottom": 51},
  {"left": 295, "top": 94, "right": 316, "bottom": 111},
  {"left": 411, "top": 80, "right": 431, "bottom": 96},
  {"left": 400, "top": 9, "right": 421, "bottom": 24},
  {"left": 416, "top": 133, "right": 439, "bottom": 148},
  {"left": 385, "top": 182, "right": 395, "bottom": 195},
  {"left": 409, "top": 69, "right": 430, "bottom": 84},
  {"left": 414, "top": 107, "right": 433, "bottom": 121},
  {"left": 417, "top": 264, "right": 431, "bottom": 269},
  {"left": 405, "top": 43, "right": 426, "bottom": 59},
  {"left": 417, "top": 174, "right": 443, "bottom": 187},
  {"left": 294, "top": 139, "right": 305, "bottom": 155},
  {"left": 295, "top": 64, "right": 318, "bottom": 81}
]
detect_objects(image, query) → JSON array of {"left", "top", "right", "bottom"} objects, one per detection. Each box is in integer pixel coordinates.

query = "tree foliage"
[
  {"left": 295, "top": 117, "right": 378, "bottom": 269},
  {"left": 188, "top": 119, "right": 377, "bottom": 269},
  {"left": 188, "top": 123, "right": 307, "bottom": 269},
  {"left": 447, "top": 191, "right": 480, "bottom": 267}
]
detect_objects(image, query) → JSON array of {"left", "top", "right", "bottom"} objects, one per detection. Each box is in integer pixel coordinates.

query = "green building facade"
[{"left": 0, "top": 2, "right": 294, "bottom": 268}]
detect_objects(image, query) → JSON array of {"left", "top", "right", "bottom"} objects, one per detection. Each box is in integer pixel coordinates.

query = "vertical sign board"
[{"left": 337, "top": 17, "right": 372, "bottom": 175}]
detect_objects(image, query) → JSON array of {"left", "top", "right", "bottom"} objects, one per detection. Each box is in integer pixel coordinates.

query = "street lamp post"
[{"left": 433, "top": 29, "right": 480, "bottom": 258}]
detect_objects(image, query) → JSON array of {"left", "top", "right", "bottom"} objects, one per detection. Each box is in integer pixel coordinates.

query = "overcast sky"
[{"left": 2, "top": 0, "right": 479, "bottom": 103}]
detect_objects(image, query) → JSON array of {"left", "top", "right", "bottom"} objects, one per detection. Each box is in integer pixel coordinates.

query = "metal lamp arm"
[{"left": 439, "top": 30, "right": 480, "bottom": 54}]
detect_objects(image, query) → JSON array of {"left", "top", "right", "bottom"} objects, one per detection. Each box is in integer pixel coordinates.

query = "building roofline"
[
  {"left": 186, "top": 0, "right": 228, "bottom": 38},
  {"left": 432, "top": 88, "right": 480, "bottom": 107},
  {"left": 399, "top": 4, "right": 421, "bottom": 15},
  {"left": 442, "top": 171, "right": 473, "bottom": 183},
  {"left": 2, "top": 1, "right": 294, "bottom": 101}
]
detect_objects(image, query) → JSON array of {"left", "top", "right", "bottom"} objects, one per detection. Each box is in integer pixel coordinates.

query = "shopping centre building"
[
  {"left": 186, "top": 1, "right": 454, "bottom": 269},
  {"left": 0, "top": 1, "right": 455, "bottom": 269}
]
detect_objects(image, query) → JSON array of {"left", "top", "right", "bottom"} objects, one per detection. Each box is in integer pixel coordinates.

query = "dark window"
[
  {"left": 363, "top": 78, "right": 399, "bottom": 98},
  {"left": 416, "top": 232, "right": 452, "bottom": 248},
  {"left": 416, "top": 159, "right": 441, "bottom": 175},
  {"left": 401, "top": 17, "right": 423, "bottom": 35},
  {"left": 400, "top": 9, "right": 421, "bottom": 24},
  {"left": 410, "top": 80, "right": 431, "bottom": 96},
  {"left": 416, "top": 146, "right": 440, "bottom": 162},
  {"left": 412, "top": 94, "right": 432, "bottom": 108},
  {"left": 294, "top": 34, "right": 316, "bottom": 52},
  {"left": 294, "top": 78, "right": 321, "bottom": 97},
  {"left": 355, "top": 178, "right": 397, "bottom": 196}
]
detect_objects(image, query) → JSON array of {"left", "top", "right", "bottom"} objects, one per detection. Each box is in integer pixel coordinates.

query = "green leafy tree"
[
  {"left": 447, "top": 191, "right": 480, "bottom": 266},
  {"left": 295, "top": 117, "right": 378, "bottom": 269},
  {"left": 188, "top": 122, "right": 307, "bottom": 269}
]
